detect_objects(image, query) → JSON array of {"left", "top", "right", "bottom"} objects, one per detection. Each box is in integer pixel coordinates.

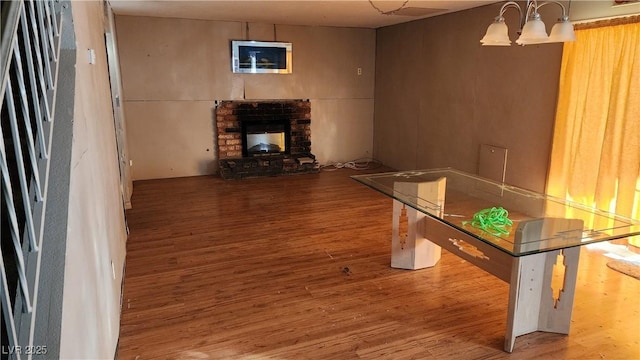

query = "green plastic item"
[{"left": 463, "top": 207, "right": 513, "bottom": 236}]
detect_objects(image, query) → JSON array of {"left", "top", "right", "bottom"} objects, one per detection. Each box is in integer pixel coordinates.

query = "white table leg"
[
  {"left": 391, "top": 200, "right": 441, "bottom": 269},
  {"left": 390, "top": 179, "right": 446, "bottom": 270},
  {"left": 505, "top": 247, "right": 580, "bottom": 352}
]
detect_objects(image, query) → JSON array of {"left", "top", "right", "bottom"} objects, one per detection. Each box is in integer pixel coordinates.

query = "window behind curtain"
[{"left": 546, "top": 20, "right": 639, "bottom": 246}]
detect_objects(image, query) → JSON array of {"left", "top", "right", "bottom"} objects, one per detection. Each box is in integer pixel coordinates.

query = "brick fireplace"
[{"left": 215, "top": 100, "right": 319, "bottom": 179}]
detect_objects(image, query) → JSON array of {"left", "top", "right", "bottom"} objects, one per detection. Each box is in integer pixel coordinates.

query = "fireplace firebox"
[{"left": 242, "top": 119, "right": 291, "bottom": 157}]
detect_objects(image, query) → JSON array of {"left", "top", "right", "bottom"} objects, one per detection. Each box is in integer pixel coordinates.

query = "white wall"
[
  {"left": 115, "top": 16, "right": 376, "bottom": 180},
  {"left": 60, "top": 2, "right": 127, "bottom": 358}
]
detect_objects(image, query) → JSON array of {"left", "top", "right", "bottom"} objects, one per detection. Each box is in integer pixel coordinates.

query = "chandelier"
[{"left": 480, "top": 0, "right": 576, "bottom": 46}]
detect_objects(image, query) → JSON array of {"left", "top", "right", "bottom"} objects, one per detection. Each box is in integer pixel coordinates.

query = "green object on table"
[{"left": 463, "top": 207, "right": 513, "bottom": 236}]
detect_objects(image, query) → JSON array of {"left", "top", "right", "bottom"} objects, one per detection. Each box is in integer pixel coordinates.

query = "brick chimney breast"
[{"left": 215, "top": 99, "right": 317, "bottom": 179}]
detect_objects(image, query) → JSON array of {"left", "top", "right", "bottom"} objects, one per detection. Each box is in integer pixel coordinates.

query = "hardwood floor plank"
[{"left": 118, "top": 169, "right": 640, "bottom": 359}]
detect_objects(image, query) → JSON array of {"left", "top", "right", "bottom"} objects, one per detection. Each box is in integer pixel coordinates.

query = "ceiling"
[{"left": 108, "top": 0, "right": 499, "bottom": 29}]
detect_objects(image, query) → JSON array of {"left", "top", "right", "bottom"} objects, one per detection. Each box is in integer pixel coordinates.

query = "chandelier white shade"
[
  {"left": 481, "top": 0, "right": 576, "bottom": 46},
  {"left": 516, "top": 14, "right": 549, "bottom": 45},
  {"left": 480, "top": 17, "right": 512, "bottom": 45},
  {"left": 549, "top": 18, "right": 577, "bottom": 42}
]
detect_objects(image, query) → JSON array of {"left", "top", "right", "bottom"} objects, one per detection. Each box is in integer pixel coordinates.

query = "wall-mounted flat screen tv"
[{"left": 231, "top": 40, "right": 292, "bottom": 74}]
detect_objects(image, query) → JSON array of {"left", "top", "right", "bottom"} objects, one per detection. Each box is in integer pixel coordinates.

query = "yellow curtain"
[{"left": 547, "top": 22, "right": 640, "bottom": 237}]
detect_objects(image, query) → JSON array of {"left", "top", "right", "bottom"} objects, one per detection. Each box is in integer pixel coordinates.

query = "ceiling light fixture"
[{"left": 480, "top": 0, "right": 576, "bottom": 46}]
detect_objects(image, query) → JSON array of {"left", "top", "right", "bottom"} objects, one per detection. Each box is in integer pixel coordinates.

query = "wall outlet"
[{"left": 357, "top": 67, "right": 362, "bottom": 76}]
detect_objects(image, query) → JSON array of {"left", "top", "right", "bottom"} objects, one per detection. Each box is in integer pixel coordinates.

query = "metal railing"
[{"left": 1, "top": 0, "right": 61, "bottom": 358}]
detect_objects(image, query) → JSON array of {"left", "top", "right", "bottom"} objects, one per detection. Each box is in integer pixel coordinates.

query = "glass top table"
[
  {"left": 352, "top": 167, "right": 640, "bottom": 257},
  {"left": 352, "top": 167, "right": 640, "bottom": 352}
]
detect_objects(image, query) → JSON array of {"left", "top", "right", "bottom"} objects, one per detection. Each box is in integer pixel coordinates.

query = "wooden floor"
[{"left": 118, "top": 169, "right": 640, "bottom": 359}]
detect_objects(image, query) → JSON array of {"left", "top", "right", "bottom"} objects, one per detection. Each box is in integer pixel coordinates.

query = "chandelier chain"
[{"left": 368, "top": 0, "right": 410, "bottom": 15}]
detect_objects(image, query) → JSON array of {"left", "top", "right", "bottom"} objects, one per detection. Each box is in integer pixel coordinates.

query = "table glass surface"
[{"left": 352, "top": 168, "right": 640, "bottom": 256}]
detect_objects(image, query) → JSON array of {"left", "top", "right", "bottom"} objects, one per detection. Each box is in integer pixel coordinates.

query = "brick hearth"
[{"left": 215, "top": 100, "right": 319, "bottom": 179}]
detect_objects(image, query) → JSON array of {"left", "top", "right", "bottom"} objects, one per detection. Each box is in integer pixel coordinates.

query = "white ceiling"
[{"left": 108, "top": 0, "right": 499, "bottom": 29}]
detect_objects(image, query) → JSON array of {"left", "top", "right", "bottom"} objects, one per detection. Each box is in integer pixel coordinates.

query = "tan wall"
[
  {"left": 61, "top": 1, "right": 127, "bottom": 358},
  {"left": 115, "top": 16, "right": 376, "bottom": 180},
  {"left": 374, "top": 3, "right": 564, "bottom": 192}
]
